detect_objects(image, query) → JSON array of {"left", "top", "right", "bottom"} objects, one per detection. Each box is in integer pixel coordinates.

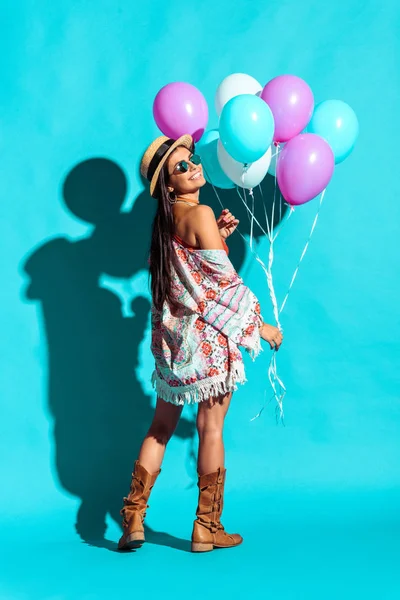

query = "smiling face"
[{"left": 166, "top": 146, "right": 206, "bottom": 197}]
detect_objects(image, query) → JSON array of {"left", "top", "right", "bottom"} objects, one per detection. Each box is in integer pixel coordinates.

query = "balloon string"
[
  {"left": 238, "top": 167, "right": 281, "bottom": 333},
  {"left": 249, "top": 187, "right": 255, "bottom": 251},
  {"left": 206, "top": 161, "right": 286, "bottom": 422},
  {"left": 236, "top": 186, "right": 270, "bottom": 239},
  {"left": 258, "top": 179, "right": 295, "bottom": 244},
  {"left": 204, "top": 160, "right": 326, "bottom": 423},
  {"left": 279, "top": 188, "right": 326, "bottom": 314},
  {"left": 240, "top": 166, "right": 253, "bottom": 227},
  {"left": 251, "top": 160, "right": 286, "bottom": 422},
  {"left": 203, "top": 161, "right": 285, "bottom": 423},
  {"left": 237, "top": 165, "right": 285, "bottom": 422},
  {"left": 255, "top": 186, "right": 326, "bottom": 421}
]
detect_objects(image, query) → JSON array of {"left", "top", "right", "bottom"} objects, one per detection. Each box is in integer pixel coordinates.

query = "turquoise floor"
[{"left": 2, "top": 488, "right": 399, "bottom": 599}]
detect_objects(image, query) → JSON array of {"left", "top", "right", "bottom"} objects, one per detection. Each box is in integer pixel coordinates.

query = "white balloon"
[
  {"left": 217, "top": 141, "right": 272, "bottom": 189},
  {"left": 268, "top": 143, "right": 284, "bottom": 177},
  {"left": 215, "top": 73, "right": 263, "bottom": 117}
]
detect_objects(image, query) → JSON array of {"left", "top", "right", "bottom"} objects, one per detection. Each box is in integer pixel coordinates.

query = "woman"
[{"left": 118, "top": 135, "right": 283, "bottom": 553}]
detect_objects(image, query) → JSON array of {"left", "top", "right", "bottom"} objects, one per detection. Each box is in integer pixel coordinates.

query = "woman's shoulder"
[
  {"left": 185, "top": 204, "right": 218, "bottom": 236},
  {"left": 178, "top": 203, "right": 214, "bottom": 225},
  {"left": 191, "top": 204, "right": 214, "bottom": 218},
  {"left": 174, "top": 204, "right": 217, "bottom": 247}
]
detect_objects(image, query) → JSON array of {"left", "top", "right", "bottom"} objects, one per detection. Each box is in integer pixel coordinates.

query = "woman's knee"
[
  {"left": 196, "top": 415, "right": 223, "bottom": 440},
  {"left": 196, "top": 393, "right": 230, "bottom": 437},
  {"left": 147, "top": 419, "right": 175, "bottom": 445}
]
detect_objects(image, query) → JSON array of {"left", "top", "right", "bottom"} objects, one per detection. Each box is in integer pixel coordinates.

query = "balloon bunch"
[
  {"left": 152, "top": 75, "right": 359, "bottom": 421},
  {"left": 153, "top": 74, "right": 358, "bottom": 201}
]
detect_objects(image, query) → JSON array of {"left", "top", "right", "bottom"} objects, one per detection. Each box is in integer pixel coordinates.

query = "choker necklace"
[{"left": 175, "top": 198, "right": 199, "bottom": 207}]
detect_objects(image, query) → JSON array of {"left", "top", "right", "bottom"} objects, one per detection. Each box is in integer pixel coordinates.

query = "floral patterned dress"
[{"left": 150, "top": 235, "right": 264, "bottom": 405}]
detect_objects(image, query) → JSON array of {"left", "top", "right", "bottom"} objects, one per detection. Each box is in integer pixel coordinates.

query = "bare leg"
[
  {"left": 196, "top": 392, "right": 233, "bottom": 475},
  {"left": 137, "top": 396, "right": 183, "bottom": 473}
]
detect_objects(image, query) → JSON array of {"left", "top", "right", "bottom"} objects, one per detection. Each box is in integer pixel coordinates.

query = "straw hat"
[{"left": 140, "top": 134, "right": 193, "bottom": 197}]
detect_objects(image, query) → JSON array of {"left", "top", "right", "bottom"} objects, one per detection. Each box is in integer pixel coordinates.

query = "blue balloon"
[
  {"left": 219, "top": 94, "right": 275, "bottom": 164},
  {"left": 307, "top": 100, "right": 359, "bottom": 164},
  {"left": 196, "top": 129, "right": 235, "bottom": 189}
]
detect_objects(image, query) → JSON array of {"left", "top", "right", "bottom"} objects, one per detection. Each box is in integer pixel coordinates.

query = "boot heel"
[
  {"left": 191, "top": 542, "right": 214, "bottom": 553},
  {"left": 125, "top": 532, "right": 145, "bottom": 549}
]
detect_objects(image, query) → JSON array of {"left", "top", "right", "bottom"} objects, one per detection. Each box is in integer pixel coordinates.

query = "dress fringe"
[
  {"left": 247, "top": 335, "right": 263, "bottom": 361},
  {"left": 151, "top": 340, "right": 263, "bottom": 406},
  {"left": 152, "top": 363, "right": 247, "bottom": 406}
]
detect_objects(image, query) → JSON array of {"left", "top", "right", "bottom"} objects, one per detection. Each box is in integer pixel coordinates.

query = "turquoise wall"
[{"left": 1, "top": 1, "right": 399, "bottom": 598}]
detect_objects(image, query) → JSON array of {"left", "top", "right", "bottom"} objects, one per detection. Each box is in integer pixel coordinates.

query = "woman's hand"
[
  {"left": 259, "top": 322, "right": 283, "bottom": 350},
  {"left": 217, "top": 208, "right": 239, "bottom": 240}
]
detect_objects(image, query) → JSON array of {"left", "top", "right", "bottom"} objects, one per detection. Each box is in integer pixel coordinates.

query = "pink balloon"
[
  {"left": 276, "top": 134, "right": 334, "bottom": 205},
  {"left": 261, "top": 75, "right": 314, "bottom": 142},
  {"left": 153, "top": 82, "right": 209, "bottom": 142}
]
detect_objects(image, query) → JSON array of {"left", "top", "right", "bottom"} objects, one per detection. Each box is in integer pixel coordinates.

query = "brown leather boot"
[
  {"left": 191, "top": 466, "right": 243, "bottom": 552},
  {"left": 118, "top": 460, "right": 161, "bottom": 550}
]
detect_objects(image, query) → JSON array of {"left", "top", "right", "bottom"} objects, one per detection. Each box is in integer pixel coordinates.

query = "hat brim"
[{"left": 149, "top": 134, "right": 193, "bottom": 197}]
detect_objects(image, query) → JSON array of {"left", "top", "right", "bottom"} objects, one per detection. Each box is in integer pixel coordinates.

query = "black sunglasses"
[{"left": 172, "top": 154, "right": 202, "bottom": 175}]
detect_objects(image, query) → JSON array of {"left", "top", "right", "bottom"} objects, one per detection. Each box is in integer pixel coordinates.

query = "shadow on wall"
[{"left": 21, "top": 157, "right": 287, "bottom": 549}]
